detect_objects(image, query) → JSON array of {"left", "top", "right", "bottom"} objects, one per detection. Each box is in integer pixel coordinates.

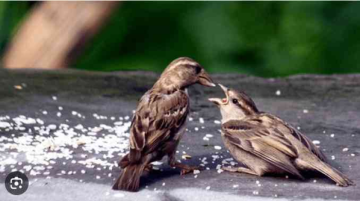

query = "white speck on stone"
[
  {"left": 351, "top": 153, "right": 355, "bottom": 157},
  {"left": 312, "top": 140, "right": 320, "bottom": 145},
  {"left": 14, "top": 85, "right": 23, "bottom": 90},
  {"left": 253, "top": 191, "right": 259, "bottom": 195},
  {"left": 331, "top": 155, "right": 336, "bottom": 160},
  {"left": 199, "top": 118, "right": 205, "bottom": 124},
  {"left": 214, "top": 146, "right": 222, "bottom": 150},
  {"left": 52, "top": 96, "right": 57, "bottom": 101},
  {"left": 193, "top": 170, "right": 200, "bottom": 174},
  {"left": 303, "top": 109, "right": 309, "bottom": 114},
  {"left": 342, "top": 148, "right": 349, "bottom": 152},
  {"left": 214, "top": 120, "right": 221, "bottom": 124},
  {"left": 330, "top": 134, "right": 335, "bottom": 138},
  {"left": 113, "top": 193, "right": 125, "bottom": 198},
  {"left": 189, "top": 117, "right": 193, "bottom": 121},
  {"left": 205, "top": 134, "right": 213, "bottom": 138},
  {"left": 206, "top": 186, "right": 211, "bottom": 190},
  {"left": 217, "top": 169, "right": 223, "bottom": 174},
  {"left": 0, "top": 122, "right": 11, "bottom": 128},
  {"left": 42, "top": 111, "right": 48, "bottom": 115},
  {"left": 275, "top": 90, "right": 281, "bottom": 96},
  {"left": 151, "top": 161, "right": 163, "bottom": 166},
  {"left": 162, "top": 182, "right": 166, "bottom": 186},
  {"left": 233, "top": 184, "right": 239, "bottom": 188},
  {"left": 48, "top": 124, "right": 57, "bottom": 130},
  {"left": 194, "top": 127, "right": 199, "bottom": 131}
]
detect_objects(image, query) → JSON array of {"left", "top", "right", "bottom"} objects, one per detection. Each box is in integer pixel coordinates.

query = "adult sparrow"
[
  {"left": 113, "top": 57, "right": 215, "bottom": 191},
  {"left": 209, "top": 84, "right": 354, "bottom": 187}
]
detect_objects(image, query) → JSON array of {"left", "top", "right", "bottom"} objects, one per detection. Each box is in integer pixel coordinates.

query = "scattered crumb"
[
  {"left": 206, "top": 186, "right": 211, "bottom": 190},
  {"left": 214, "top": 120, "right": 221, "bottom": 124},
  {"left": 275, "top": 90, "right": 281, "bottom": 96},
  {"left": 303, "top": 109, "right": 309, "bottom": 114},
  {"left": 14, "top": 85, "right": 23, "bottom": 90},
  {"left": 182, "top": 154, "right": 192, "bottom": 160},
  {"left": 342, "top": 148, "right": 349, "bottom": 152},
  {"left": 113, "top": 193, "right": 125, "bottom": 198},
  {"left": 214, "top": 146, "right": 222, "bottom": 150},
  {"left": 330, "top": 134, "right": 335, "bottom": 138},
  {"left": 312, "top": 140, "right": 320, "bottom": 145}
]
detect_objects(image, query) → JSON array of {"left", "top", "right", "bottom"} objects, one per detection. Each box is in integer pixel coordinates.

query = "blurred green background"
[{"left": 1, "top": 1, "right": 360, "bottom": 77}]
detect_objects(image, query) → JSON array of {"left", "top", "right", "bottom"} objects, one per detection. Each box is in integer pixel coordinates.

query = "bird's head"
[
  {"left": 209, "top": 84, "right": 259, "bottom": 121},
  {"left": 156, "top": 57, "right": 215, "bottom": 90}
]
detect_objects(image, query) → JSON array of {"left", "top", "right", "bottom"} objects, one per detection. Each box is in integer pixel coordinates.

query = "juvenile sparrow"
[
  {"left": 113, "top": 57, "right": 215, "bottom": 192},
  {"left": 209, "top": 84, "right": 354, "bottom": 187}
]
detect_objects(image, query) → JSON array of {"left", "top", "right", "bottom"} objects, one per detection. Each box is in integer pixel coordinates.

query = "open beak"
[
  {"left": 208, "top": 84, "right": 229, "bottom": 106},
  {"left": 198, "top": 70, "right": 216, "bottom": 87}
]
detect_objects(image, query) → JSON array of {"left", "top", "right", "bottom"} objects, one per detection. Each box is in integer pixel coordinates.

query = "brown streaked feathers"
[
  {"left": 113, "top": 57, "right": 214, "bottom": 191},
  {"left": 209, "top": 84, "right": 354, "bottom": 187}
]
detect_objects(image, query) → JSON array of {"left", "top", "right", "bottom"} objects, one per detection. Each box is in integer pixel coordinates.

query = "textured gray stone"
[{"left": 0, "top": 69, "right": 359, "bottom": 200}]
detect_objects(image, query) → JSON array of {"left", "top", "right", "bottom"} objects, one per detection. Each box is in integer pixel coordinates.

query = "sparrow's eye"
[
  {"left": 195, "top": 66, "right": 202, "bottom": 74},
  {"left": 232, "top": 99, "right": 238, "bottom": 104}
]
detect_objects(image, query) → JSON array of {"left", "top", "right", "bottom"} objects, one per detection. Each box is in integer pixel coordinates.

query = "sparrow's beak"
[
  {"left": 198, "top": 70, "right": 216, "bottom": 87},
  {"left": 208, "top": 84, "right": 230, "bottom": 106}
]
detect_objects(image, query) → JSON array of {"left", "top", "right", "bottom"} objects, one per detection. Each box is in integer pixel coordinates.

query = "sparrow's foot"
[
  {"left": 144, "top": 164, "right": 153, "bottom": 172},
  {"left": 222, "top": 166, "right": 258, "bottom": 176},
  {"left": 171, "top": 162, "right": 203, "bottom": 175}
]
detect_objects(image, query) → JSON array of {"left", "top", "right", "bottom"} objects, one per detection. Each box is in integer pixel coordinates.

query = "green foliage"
[
  {"left": 0, "top": 2, "right": 29, "bottom": 53},
  {"left": 2, "top": 2, "right": 360, "bottom": 77}
]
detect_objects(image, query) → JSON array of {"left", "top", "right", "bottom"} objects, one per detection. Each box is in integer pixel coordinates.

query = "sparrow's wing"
[
  {"left": 128, "top": 90, "right": 189, "bottom": 163},
  {"left": 269, "top": 115, "right": 327, "bottom": 162},
  {"left": 222, "top": 119, "right": 304, "bottom": 179}
]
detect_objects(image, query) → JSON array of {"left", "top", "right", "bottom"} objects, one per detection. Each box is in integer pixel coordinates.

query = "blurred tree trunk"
[{"left": 2, "top": 2, "right": 119, "bottom": 69}]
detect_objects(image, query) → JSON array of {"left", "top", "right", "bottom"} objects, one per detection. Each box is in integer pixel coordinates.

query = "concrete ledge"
[{"left": 0, "top": 69, "right": 359, "bottom": 200}]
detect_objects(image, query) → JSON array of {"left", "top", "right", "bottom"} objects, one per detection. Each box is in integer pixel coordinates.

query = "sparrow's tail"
[
  {"left": 298, "top": 155, "right": 355, "bottom": 187},
  {"left": 112, "top": 163, "right": 146, "bottom": 192}
]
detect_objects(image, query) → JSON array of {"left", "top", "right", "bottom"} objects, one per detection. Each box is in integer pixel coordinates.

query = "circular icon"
[{"left": 5, "top": 171, "right": 29, "bottom": 195}]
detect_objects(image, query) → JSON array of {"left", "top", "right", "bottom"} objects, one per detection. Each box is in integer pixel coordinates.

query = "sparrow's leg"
[
  {"left": 222, "top": 166, "right": 259, "bottom": 176},
  {"left": 144, "top": 164, "right": 153, "bottom": 172},
  {"left": 169, "top": 160, "right": 202, "bottom": 175},
  {"left": 163, "top": 140, "right": 201, "bottom": 175}
]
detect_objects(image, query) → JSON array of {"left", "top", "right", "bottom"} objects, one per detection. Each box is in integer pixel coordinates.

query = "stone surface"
[{"left": 0, "top": 69, "right": 359, "bottom": 200}]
